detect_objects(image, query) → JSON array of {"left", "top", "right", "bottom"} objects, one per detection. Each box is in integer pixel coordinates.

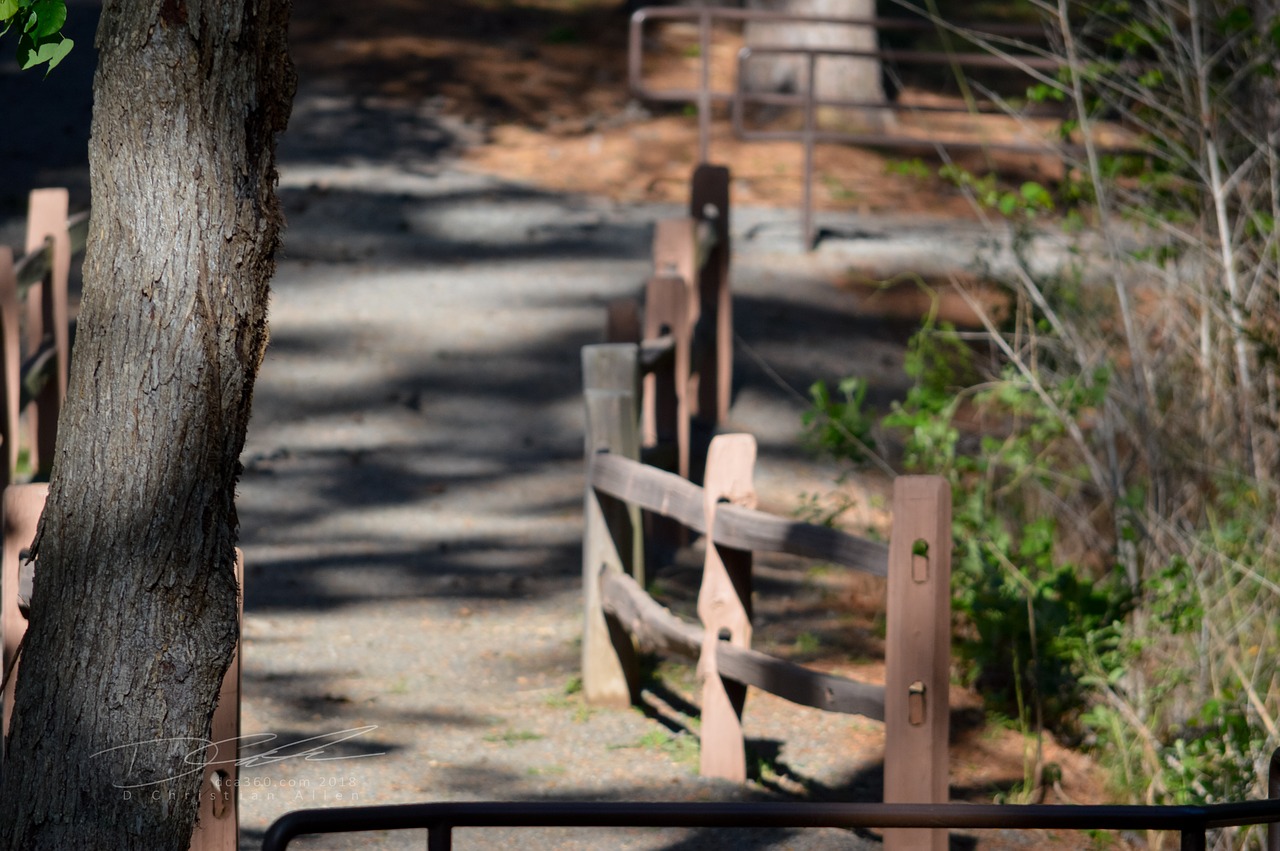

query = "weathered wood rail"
[
  {"left": 583, "top": 344, "right": 952, "bottom": 850},
  {"left": 0, "top": 192, "right": 241, "bottom": 850}
]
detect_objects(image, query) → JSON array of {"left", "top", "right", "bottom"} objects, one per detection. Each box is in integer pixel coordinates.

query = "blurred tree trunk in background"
[{"left": 743, "top": 0, "right": 892, "bottom": 129}]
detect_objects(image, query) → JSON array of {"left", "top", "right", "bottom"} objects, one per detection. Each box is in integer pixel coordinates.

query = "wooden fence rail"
[
  {"left": 583, "top": 336, "right": 952, "bottom": 851},
  {"left": 0, "top": 192, "right": 240, "bottom": 851}
]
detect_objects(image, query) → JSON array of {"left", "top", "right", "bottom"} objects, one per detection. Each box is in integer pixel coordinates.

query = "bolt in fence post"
[
  {"left": 1, "top": 483, "right": 48, "bottom": 759},
  {"left": 24, "top": 189, "right": 70, "bottom": 480},
  {"left": 582, "top": 344, "right": 643, "bottom": 706},
  {"left": 697, "top": 433, "right": 756, "bottom": 782},
  {"left": 690, "top": 165, "right": 732, "bottom": 428},
  {"left": 884, "top": 475, "right": 951, "bottom": 851},
  {"left": 0, "top": 250, "right": 19, "bottom": 489}
]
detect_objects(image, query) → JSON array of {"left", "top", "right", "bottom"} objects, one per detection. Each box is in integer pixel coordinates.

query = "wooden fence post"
[
  {"left": 582, "top": 344, "right": 643, "bottom": 706},
  {"left": 690, "top": 164, "right": 732, "bottom": 426},
  {"left": 0, "top": 483, "right": 47, "bottom": 757},
  {"left": 0, "top": 249, "right": 20, "bottom": 489},
  {"left": 24, "top": 189, "right": 71, "bottom": 479},
  {"left": 605, "top": 298, "right": 642, "bottom": 345},
  {"left": 190, "top": 550, "right": 243, "bottom": 851},
  {"left": 884, "top": 475, "right": 951, "bottom": 851},
  {"left": 641, "top": 275, "right": 691, "bottom": 480},
  {"left": 651, "top": 217, "right": 701, "bottom": 425},
  {"left": 697, "top": 433, "right": 756, "bottom": 781}
]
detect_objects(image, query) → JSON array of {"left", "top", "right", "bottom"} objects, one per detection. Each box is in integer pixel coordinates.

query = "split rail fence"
[
  {"left": 582, "top": 165, "right": 951, "bottom": 850},
  {"left": 0, "top": 190, "right": 242, "bottom": 851}
]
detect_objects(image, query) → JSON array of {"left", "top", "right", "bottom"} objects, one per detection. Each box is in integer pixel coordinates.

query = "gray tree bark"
[
  {"left": 743, "top": 0, "right": 890, "bottom": 127},
  {"left": 0, "top": 0, "right": 293, "bottom": 847}
]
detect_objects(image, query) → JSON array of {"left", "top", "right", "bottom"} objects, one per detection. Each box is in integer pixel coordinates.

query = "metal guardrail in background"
[
  {"left": 261, "top": 788, "right": 1280, "bottom": 851},
  {"left": 627, "top": 6, "right": 1123, "bottom": 248}
]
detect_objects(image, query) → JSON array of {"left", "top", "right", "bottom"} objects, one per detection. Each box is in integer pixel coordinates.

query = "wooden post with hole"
[
  {"left": 23, "top": 189, "right": 71, "bottom": 480},
  {"left": 884, "top": 475, "right": 951, "bottom": 851},
  {"left": 582, "top": 344, "right": 643, "bottom": 707},
  {"left": 0, "top": 249, "right": 20, "bottom": 489},
  {"left": 690, "top": 164, "right": 732, "bottom": 426},
  {"left": 697, "top": 433, "right": 756, "bottom": 781}
]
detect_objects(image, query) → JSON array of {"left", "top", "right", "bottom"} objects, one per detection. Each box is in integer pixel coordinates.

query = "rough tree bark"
[
  {"left": 743, "top": 0, "right": 891, "bottom": 128},
  {"left": 0, "top": 0, "right": 293, "bottom": 847}
]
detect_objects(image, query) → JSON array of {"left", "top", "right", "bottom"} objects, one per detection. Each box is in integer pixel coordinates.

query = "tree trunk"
[
  {"left": 0, "top": 0, "right": 293, "bottom": 847},
  {"left": 743, "top": 0, "right": 890, "bottom": 128}
]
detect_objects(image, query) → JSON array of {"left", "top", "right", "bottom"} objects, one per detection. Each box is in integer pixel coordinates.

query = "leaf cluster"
[{"left": 0, "top": 0, "right": 73, "bottom": 73}]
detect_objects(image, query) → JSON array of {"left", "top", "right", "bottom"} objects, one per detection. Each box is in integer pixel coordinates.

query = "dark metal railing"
[
  {"left": 628, "top": 7, "right": 1050, "bottom": 166},
  {"left": 262, "top": 794, "right": 1280, "bottom": 851}
]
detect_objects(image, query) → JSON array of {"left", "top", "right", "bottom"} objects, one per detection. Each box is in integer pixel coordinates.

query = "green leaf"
[
  {"left": 1019, "top": 181, "right": 1054, "bottom": 211},
  {"left": 0, "top": 0, "right": 20, "bottom": 22},
  {"left": 1219, "top": 4, "right": 1252, "bottom": 34},
  {"left": 29, "top": 0, "right": 65, "bottom": 38},
  {"left": 17, "top": 31, "right": 73, "bottom": 72}
]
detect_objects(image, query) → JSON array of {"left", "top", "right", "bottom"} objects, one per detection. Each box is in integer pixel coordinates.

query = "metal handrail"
[
  {"left": 628, "top": 7, "right": 1056, "bottom": 163},
  {"left": 262, "top": 794, "right": 1280, "bottom": 851}
]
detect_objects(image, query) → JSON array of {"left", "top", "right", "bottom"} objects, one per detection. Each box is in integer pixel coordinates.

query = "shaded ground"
[{"left": 1, "top": 2, "right": 1127, "bottom": 849}]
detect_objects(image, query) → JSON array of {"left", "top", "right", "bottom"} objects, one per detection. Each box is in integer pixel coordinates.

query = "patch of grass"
[
  {"left": 545, "top": 682, "right": 597, "bottom": 722},
  {"left": 793, "top": 632, "right": 823, "bottom": 655},
  {"left": 885, "top": 158, "right": 932, "bottom": 181},
  {"left": 484, "top": 729, "right": 545, "bottom": 745},
  {"left": 805, "top": 563, "right": 834, "bottom": 581},
  {"left": 612, "top": 729, "right": 700, "bottom": 768},
  {"left": 525, "top": 765, "right": 567, "bottom": 777},
  {"left": 821, "top": 174, "right": 859, "bottom": 202}
]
